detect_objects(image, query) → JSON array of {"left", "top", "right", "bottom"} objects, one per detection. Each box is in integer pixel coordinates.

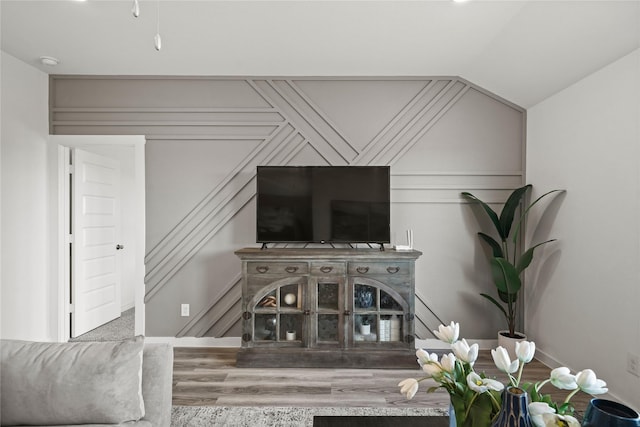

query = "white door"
[{"left": 71, "top": 148, "right": 122, "bottom": 337}]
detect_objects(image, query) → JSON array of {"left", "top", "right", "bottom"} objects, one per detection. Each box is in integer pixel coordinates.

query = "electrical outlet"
[
  {"left": 181, "top": 304, "right": 190, "bottom": 317},
  {"left": 627, "top": 352, "right": 640, "bottom": 377}
]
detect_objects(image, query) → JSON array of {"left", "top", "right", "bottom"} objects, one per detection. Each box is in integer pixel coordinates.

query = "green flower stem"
[
  {"left": 489, "top": 392, "right": 502, "bottom": 422},
  {"left": 489, "top": 391, "right": 501, "bottom": 411},
  {"left": 509, "top": 372, "right": 518, "bottom": 388},
  {"left": 535, "top": 379, "right": 550, "bottom": 393},
  {"left": 463, "top": 392, "right": 480, "bottom": 420},
  {"left": 515, "top": 361, "right": 525, "bottom": 387},
  {"left": 563, "top": 388, "right": 580, "bottom": 405}
]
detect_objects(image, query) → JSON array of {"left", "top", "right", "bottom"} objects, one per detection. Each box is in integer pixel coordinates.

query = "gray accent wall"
[{"left": 50, "top": 76, "right": 525, "bottom": 339}]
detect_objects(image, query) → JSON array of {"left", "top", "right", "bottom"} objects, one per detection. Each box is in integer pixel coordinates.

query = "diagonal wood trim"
[
  {"left": 414, "top": 291, "right": 446, "bottom": 340},
  {"left": 352, "top": 79, "right": 439, "bottom": 165},
  {"left": 378, "top": 81, "right": 469, "bottom": 165},
  {"left": 176, "top": 274, "right": 242, "bottom": 337},
  {"left": 287, "top": 80, "right": 359, "bottom": 156},
  {"left": 352, "top": 79, "right": 468, "bottom": 166},
  {"left": 145, "top": 123, "right": 290, "bottom": 266},
  {"left": 144, "top": 181, "right": 255, "bottom": 302},
  {"left": 196, "top": 292, "right": 242, "bottom": 337},
  {"left": 251, "top": 80, "right": 353, "bottom": 165}
]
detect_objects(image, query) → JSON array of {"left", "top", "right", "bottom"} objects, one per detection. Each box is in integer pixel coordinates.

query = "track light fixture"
[
  {"left": 154, "top": 0, "right": 162, "bottom": 51},
  {"left": 132, "top": 0, "right": 140, "bottom": 18}
]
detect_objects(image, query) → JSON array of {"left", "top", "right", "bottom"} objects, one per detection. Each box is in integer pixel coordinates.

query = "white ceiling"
[{"left": 1, "top": 0, "right": 639, "bottom": 107}]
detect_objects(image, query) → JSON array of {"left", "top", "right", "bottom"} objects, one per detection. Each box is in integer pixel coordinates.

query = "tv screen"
[{"left": 256, "top": 166, "right": 390, "bottom": 244}]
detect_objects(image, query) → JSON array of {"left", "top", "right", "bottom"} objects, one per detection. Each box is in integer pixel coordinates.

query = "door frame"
[{"left": 52, "top": 135, "right": 146, "bottom": 342}]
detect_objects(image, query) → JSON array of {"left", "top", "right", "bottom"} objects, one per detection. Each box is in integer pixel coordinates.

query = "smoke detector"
[{"left": 39, "top": 56, "right": 59, "bottom": 66}]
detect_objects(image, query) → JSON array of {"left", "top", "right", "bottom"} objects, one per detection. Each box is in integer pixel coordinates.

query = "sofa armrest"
[{"left": 141, "top": 343, "right": 173, "bottom": 427}]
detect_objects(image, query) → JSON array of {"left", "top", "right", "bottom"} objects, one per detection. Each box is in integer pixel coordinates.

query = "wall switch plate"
[
  {"left": 627, "top": 352, "right": 640, "bottom": 377},
  {"left": 181, "top": 304, "right": 190, "bottom": 317}
]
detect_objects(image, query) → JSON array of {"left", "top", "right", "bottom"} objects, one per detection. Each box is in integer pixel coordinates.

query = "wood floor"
[{"left": 172, "top": 347, "right": 593, "bottom": 417}]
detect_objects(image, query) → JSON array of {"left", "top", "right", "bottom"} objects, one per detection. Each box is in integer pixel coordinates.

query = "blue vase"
[
  {"left": 492, "top": 386, "right": 533, "bottom": 427},
  {"left": 449, "top": 401, "right": 456, "bottom": 427},
  {"left": 582, "top": 398, "right": 640, "bottom": 427}
]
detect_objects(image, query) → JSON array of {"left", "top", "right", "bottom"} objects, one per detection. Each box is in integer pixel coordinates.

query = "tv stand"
[
  {"left": 259, "top": 242, "right": 386, "bottom": 251},
  {"left": 235, "top": 247, "right": 422, "bottom": 368}
]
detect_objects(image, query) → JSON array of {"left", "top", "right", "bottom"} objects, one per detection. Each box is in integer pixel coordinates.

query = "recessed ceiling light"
[
  {"left": 453, "top": 0, "right": 470, "bottom": 3},
  {"left": 40, "top": 56, "right": 59, "bottom": 66}
]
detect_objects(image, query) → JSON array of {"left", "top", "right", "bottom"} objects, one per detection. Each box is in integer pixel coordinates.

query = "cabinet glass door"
[
  {"left": 352, "top": 281, "right": 406, "bottom": 345},
  {"left": 315, "top": 281, "right": 342, "bottom": 344},
  {"left": 253, "top": 281, "right": 304, "bottom": 344}
]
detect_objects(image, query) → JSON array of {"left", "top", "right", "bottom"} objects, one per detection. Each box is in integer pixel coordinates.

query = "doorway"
[{"left": 52, "top": 135, "right": 146, "bottom": 342}]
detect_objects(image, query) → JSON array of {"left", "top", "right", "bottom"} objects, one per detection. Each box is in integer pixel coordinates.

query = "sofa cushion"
[{"left": 1, "top": 336, "right": 145, "bottom": 426}]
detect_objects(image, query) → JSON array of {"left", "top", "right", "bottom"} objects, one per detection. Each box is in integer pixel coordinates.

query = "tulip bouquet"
[{"left": 398, "top": 321, "right": 608, "bottom": 427}]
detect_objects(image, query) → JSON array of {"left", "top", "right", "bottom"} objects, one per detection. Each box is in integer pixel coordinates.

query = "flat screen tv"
[{"left": 256, "top": 166, "right": 390, "bottom": 244}]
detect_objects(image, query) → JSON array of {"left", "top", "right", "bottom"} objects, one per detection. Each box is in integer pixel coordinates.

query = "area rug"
[
  {"left": 171, "top": 406, "right": 449, "bottom": 427},
  {"left": 313, "top": 415, "right": 450, "bottom": 427}
]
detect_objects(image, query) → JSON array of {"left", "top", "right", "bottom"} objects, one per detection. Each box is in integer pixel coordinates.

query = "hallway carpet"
[{"left": 69, "top": 308, "right": 135, "bottom": 342}]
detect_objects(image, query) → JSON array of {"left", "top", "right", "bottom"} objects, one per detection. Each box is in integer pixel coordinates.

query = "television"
[{"left": 256, "top": 166, "right": 390, "bottom": 244}]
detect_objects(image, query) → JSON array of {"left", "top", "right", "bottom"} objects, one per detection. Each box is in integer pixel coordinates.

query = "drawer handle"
[
  {"left": 285, "top": 266, "right": 299, "bottom": 273},
  {"left": 387, "top": 266, "right": 400, "bottom": 274},
  {"left": 256, "top": 266, "right": 269, "bottom": 274},
  {"left": 356, "top": 266, "right": 369, "bottom": 274},
  {"left": 320, "top": 266, "right": 333, "bottom": 273}
]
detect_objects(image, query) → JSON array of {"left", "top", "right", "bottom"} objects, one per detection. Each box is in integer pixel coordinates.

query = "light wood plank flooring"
[{"left": 172, "top": 348, "right": 593, "bottom": 417}]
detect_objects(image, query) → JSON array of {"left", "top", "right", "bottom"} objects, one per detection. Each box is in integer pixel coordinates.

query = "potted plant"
[
  {"left": 461, "top": 185, "right": 563, "bottom": 350},
  {"left": 360, "top": 317, "right": 371, "bottom": 335}
]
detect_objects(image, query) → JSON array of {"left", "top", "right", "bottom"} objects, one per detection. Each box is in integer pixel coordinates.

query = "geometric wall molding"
[{"left": 50, "top": 75, "right": 525, "bottom": 338}]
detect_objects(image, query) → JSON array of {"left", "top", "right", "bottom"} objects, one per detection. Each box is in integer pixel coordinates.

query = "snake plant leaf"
[
  {"left": 499, "top": 184, "right": 532, "bottom": 240},
  {"left": 461, "top": 192, "right": 502, "bottom": 240},
  {"left": 478, "top": 232, "right": 503, "bottom": 258},
  {"left": 490, "top": 257, "right": 521, "bottom": 294},
  {"left": 515, "top": 239, "right": 557, "bottom": 274}
]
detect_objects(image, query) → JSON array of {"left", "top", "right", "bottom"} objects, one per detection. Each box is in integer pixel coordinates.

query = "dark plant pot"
[{"left": 582, "top": 398, "right": 640, "bottom": 427}]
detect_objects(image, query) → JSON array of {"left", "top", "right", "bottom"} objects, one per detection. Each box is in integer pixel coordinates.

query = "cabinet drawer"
[
  {"left": 348, "top": 262, "right": 410, "bottom": 276},
  {"left": 311, "top": 262, "right": 346, "bottom": 276},
  {"left": 247, "top": 262, "right": 308, "bottom": 275}
]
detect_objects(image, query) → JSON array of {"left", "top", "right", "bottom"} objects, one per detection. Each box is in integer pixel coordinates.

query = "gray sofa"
[{"left": 0, "top": 336, "right": 173, "bottom": 427}]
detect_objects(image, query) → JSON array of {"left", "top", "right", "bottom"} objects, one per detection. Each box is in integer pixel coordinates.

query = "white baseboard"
[
  {"left": 415, "top": 338, "right": 498, "bottom": 350},
  {"left": 145, "top": 336, "right": 242, "bottom": 347}
]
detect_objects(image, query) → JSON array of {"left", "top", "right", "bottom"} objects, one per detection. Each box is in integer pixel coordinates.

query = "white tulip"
[
  {"left": 416, "top": 349, "right": 438, "bottom": 367},
  {"left": 452, "top": 338, "right": 479, "bottom": 365},
  {"left": 575, "top": 369, "right": 608, "bottom": 395},
  {"left": 440, "top": 353, "right": 457, "bottom": 373},
  {"left": 541, "top": 413, "right": 580, "bottom": 427},
  {"left": 515, "top": 341, "right": 536, "bottom": 364},
  {"left": 549, "top": 367, "right": 577, "bottom": 390},
  {"left": 528, "top": 402, "right": 555, "bottom": 427},
  {"left": 422, "top": 361, "right": 443, "bottom": 378},
  {"left": 492, "top": 346, "right": 519, "bottom": 374},
  {"left": 398, "top": 378, "right": 419, "bottom": 399},
  {"left": 466, "top": 372, "right": 504, "bottom": 393},
  {"left": 433, "top": 321, "right": 460, "bottom": 344}
]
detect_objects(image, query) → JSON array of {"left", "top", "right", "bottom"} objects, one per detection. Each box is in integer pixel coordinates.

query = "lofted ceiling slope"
[{"left": 1, "top": 0, "right": 638, "bottom": 108}]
